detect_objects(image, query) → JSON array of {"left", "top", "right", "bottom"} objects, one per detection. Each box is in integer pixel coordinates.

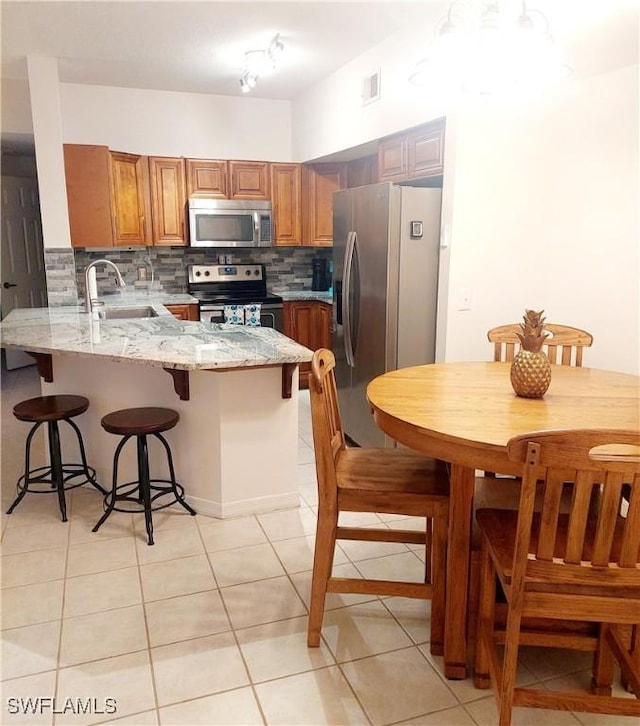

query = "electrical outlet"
[
  {"left": 137, "top": 267, "right": 147, "bottom": 281},
  {"left": 458, "top": 288, "right": 471, "bottom": 311}
]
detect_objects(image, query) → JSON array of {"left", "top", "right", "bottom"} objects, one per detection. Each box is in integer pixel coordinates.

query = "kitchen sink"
[{"left": 96, "top": 306, "right": 159, "bottom": 320}]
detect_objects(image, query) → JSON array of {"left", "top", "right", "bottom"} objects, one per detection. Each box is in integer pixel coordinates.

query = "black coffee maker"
[{"left": 311, "top": 257, "right": 330, "bottom": 291}]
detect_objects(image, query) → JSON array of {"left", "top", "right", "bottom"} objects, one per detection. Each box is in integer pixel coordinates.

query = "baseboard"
[{"left": 186, "top": 491, "right": 301, "bottom": 519}]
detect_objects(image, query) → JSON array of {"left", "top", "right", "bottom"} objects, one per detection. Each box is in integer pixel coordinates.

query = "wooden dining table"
[{"left": 366, "top": 361, "right": 640, "bottom": 679}]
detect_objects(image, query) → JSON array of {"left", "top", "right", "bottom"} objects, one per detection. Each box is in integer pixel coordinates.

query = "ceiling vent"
[{"left": 362, "top": 70, "right": 381, "bottom": 106}]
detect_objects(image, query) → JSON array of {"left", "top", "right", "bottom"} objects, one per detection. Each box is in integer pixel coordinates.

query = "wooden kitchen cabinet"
[
  {"left": 229, "top": 160, "right": 270, "bottom": 200},
  {"left": 316, "top": 303, "right": 333, "bottom": 350},
  {"left": 64, "top": 144, "right": 114, "bottom": 248},
  {"left": 64, "top": 145, "right": 151, "bottom": 247},
  {"left": 270, "top": 163, "right": 302, "bottom": 246},
  {"left": 378, "top": 118, "right": 445, "bottom": 183},
  {"left": 110, "top": 151, "right": 151, "bottom": 246},
  {"left": 347, "top": 155, "right": 378, "bottom": 188},
  {"left": 284, "top": 300, "right": 332, "bottom": 389},
  {"left": 186, "top": 159, "right": 228, "bottom": 198},
  {"left": 302, "top": 163, "right": 347, "bottom": 247},
  {"left": 407, "top": 120, "right": 445, "bottom": 178},
  {"left": 148, "top": 157, "right": 187, "bottom": 246},
  {"left": 378, "top": 135, "right": 408, "bottom": 182},
  {"left": 165, "top": 303, "right": 199, "bottom": 321}
]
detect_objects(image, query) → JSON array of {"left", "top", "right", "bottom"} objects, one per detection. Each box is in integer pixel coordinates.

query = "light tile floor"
[{"left": 1, "top": 366, "right": 635, "bottom": 725}]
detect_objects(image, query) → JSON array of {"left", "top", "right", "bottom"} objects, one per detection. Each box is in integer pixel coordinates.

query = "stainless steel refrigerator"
[{"left": 333, "top": 182, "right": 442, "bottom": 447}]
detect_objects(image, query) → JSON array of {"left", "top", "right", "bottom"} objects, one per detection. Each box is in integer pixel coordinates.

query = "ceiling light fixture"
[
  {"left": 409, "top": 1, "right": 570, "bottom": 95},
  {"left": 239, "top": 34, "right": 285, "bottom": 94}
]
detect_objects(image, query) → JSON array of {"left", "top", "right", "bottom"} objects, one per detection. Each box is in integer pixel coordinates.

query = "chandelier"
[
  {"left": 239, "top": 34, "right": 285, "bottom": 93},
  {"left": 409, "top": 1, "right": 570, "bottom": 94}
]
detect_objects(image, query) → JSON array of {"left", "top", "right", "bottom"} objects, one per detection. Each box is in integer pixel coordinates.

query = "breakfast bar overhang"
[{"left": 0, "top": 305, "right": 313, "bottom": 518}]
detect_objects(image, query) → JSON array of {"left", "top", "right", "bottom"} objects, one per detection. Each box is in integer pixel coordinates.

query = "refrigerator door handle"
[{"left": 343, "top": 230, "right": 357, "bottom": 368}]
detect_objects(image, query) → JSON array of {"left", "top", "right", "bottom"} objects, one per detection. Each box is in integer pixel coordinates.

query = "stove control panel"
[{"left": 188, "top": 264, "right": 263, "bottom": 283}]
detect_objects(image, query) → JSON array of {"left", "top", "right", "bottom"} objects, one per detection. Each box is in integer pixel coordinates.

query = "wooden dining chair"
[
  {"left": 487, "top": 323, "right": 593, "bottom": 366},
  {"left": 474, "top": 429, "right": 640, "bottom": 724},
  {"left": 306, "top": 349, "right": 450, "bottom": 654},
  {"left": 484, "top": 322, "right": 593, "bottom": 479}
]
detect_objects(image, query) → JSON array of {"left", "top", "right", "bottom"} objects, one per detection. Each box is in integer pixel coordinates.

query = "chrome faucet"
[{"left": 84, "top": 260, "right": 126, "bottom": 312}]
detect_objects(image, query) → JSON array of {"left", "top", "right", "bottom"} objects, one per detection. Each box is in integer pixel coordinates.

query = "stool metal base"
[
  {"left": 93, "top": 431, "right": 196, "bottom": 545},
  {"left": 7, "top": 417, "right": 106, "bottom": 522}
]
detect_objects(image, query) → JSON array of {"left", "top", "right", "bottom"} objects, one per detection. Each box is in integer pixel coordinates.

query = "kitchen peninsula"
[{"left": 0, "top": 300, "right": 313, "bottom": 518}]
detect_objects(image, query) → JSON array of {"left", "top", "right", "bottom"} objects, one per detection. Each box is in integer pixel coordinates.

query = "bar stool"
[
  {"left": 6, "top": 394, "right": 106, "bottom": 522},
  {"left": 93, "top": 407, "right": 196, "bottom": 545}
]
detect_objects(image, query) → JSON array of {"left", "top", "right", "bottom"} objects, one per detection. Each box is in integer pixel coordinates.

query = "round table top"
[{"left": 367, "top": 362, "right": 639, "bottom": 464}]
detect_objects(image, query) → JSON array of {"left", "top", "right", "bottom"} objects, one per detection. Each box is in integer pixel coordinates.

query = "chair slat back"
[
  {"left": 309, "top": 349, "right": 345, "bottom": 506},
  {"left": 507, "top": 430, "right": 640, "bottom": 582},
  {"left": 487, "top": 323, "right": 593, "bottom": 367},
  {"left": 621, "top": 484, "right": 640, "bottom": 566},
  {"left": 564, "top": 471, "right": 597, "bottom": 564}
]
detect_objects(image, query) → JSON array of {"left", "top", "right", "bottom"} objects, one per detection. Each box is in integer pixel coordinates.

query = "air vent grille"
[{"left": 362, "top": 70, "right": 381, "bottom": 106}]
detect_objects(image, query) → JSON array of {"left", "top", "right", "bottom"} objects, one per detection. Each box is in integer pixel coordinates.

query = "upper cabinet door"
[
  {"left": 110, "top": 151, "right": 151, "bottom": 246},
  {"left": 186, "top": 159, "right": 228, "bottom": 198},
  {"left": 378, "top": 118, "right": 445, "bottom": 182},
  {"left": 229, "top": 161, "right": 270, "bottom": 200},
  {"left": 270, "top": 163, "right": 302, "bottom": 246},
  {"left": 149, "top": 157, "right": 187, "bottom": 246},
  {"left": 303, "top": 163, "right": 347, "bottom": 247},
  {"left": 64, "top": 144, "right": 114, "bottom": 248},
  {"left": 378, "top": 136, "right": 408, "bottom": 182},
  {"left": 408, "top": 121, "right": 445, "bottom": 178}
]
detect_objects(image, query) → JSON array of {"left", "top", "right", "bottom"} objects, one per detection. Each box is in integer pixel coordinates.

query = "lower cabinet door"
[
  {"left": 284, "top": 301, "right": 332, "bottom": 390},
  {"left": 164, "top": 303, "right": 199, "bottom": 321}
]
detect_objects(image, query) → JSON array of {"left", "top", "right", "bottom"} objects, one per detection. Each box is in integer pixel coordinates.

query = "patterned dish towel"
[
  {"left": 223, "top": 305, "right": 245, "bottom": 325},
  {"left": 244, "top": 303, "right": 262, "bottom": 326}
]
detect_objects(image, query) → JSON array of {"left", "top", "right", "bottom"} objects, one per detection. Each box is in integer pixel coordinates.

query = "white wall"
[
  {"left": 292, "top": 26, "right": 639, "bottom": 374},
  {"left": 444, "top": 65, "right": 639, "bottom": 374},
  {"left": 60, "top": 84, "right": 292, "bottom": 160},
  {"left": 292, "top": 14, "right": 446, "bottom": 161},
  {"left": 1, "top": 78, "right": 33, "bottom": 135},
  {"left": 28, "top": 57, "right": 71, "bottom": 250}
]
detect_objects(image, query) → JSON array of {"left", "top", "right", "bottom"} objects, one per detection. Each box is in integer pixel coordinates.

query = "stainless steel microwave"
[{"left": 188, "top": 198, "right": 272, "bottom": 248}]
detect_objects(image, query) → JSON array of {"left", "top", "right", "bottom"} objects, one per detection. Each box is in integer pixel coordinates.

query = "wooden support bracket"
[
  {"left": 26, "top": 352, "right": 53, "bottom": 382},
  {"left": 163, "top": 368, "right": 190, "bottom": 401},
  {"left": 282, "top": 363, "right": 297, "bottom": 399}
]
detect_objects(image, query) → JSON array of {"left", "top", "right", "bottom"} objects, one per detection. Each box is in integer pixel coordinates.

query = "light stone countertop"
[
  {"left": 278, "top": 291, "right": 333, "bottom": 303},
  {"left": 1, "top": 303, "right": 313, "bottom": 371},
  {"left": 78, "top": 291, "right": 199, "bottom": 308}
]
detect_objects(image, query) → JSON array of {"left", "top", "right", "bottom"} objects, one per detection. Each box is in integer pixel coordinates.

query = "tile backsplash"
[
  {"left": 43, "top": 249, "right": 79, "bottom": 306},
  {"left": 46, "top": 246, "right": 332, "bottom": 304}
]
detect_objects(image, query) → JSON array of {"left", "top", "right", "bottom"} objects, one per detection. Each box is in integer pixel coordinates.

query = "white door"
[{"left": 1, "top": 176, "right": 47, "bottom": 369}]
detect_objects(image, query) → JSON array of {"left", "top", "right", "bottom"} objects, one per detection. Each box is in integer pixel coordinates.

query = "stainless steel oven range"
[{"left": 187, "top": 264, "right": 284, "bottom": 332}]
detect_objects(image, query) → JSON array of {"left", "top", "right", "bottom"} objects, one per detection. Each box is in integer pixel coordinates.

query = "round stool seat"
[
  {"left": 101, "top": 407, "right": 179, "bottom": 436},
  {"left": 13, "top": 395, "right": 89, "bottom": 423}
]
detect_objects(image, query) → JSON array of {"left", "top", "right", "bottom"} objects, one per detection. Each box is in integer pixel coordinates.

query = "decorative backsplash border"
[{"left": 45, "top": 246, "right": 331, "bottom": 304}]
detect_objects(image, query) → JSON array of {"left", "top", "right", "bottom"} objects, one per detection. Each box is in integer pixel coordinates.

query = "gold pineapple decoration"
[{"left": 510, "top": 309, "right": 552, "bottom": 398}]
